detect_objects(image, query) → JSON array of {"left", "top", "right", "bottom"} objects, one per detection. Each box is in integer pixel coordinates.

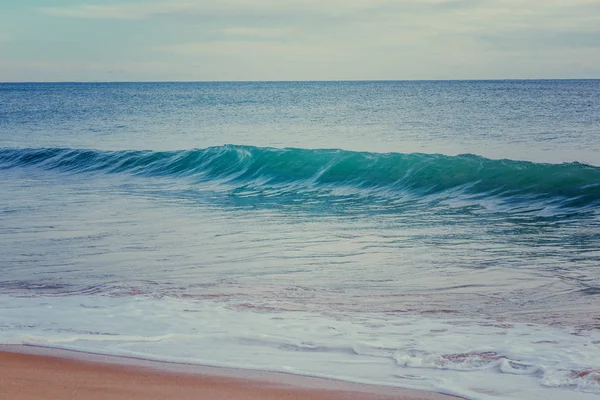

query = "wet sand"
[{"left": 0, "top": 346, "right": 462, "bottom": 400}]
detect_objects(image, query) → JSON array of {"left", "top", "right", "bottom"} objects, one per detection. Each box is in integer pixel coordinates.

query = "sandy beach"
[{"left": 0, "top": 346, "right": 461, "bottom": 400}]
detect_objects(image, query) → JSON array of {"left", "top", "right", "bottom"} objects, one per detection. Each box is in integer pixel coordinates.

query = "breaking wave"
[{"left": 1, "top": 145, "right": 599, "bottom": 210}]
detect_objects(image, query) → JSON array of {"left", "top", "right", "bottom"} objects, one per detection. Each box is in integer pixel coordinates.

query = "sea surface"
[{"left": 1, "top": 80, "right": 599, "bottom": 399}]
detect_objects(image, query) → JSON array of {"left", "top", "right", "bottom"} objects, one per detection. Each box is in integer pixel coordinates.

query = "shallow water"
[{"left": 1, "top": 81, "right": 600, "bottom": 399}]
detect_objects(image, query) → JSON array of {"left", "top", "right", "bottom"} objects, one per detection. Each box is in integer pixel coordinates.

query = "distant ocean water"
[{"left": 1, "top": 81, "right": 599, "bottom": 399}]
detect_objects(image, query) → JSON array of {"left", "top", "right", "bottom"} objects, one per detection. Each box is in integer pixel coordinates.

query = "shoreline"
[{"left": 0, "top": 345, "right": 463, "bottom": 400}]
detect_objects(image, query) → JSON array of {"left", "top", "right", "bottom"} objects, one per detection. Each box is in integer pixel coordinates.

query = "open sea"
[{"left": 1, "top": 80, "right": 599, "bottom": 399}]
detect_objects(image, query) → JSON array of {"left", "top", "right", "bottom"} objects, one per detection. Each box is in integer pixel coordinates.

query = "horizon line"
[{"left": 1, "top": 78, "right": 599, "bottom": 84}]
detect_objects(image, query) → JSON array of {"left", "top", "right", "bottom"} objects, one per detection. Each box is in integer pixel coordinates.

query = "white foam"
[
  {"left": 542, "top": 370, "right": 600, "bottom": 394},
  {"left": 1, "top": 293, "right": 599, "bottom": 400}
]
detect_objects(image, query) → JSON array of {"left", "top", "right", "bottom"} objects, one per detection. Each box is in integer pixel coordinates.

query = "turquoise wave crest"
[{"left": 1, "top": 145, "right": 599, "bottom": 209}]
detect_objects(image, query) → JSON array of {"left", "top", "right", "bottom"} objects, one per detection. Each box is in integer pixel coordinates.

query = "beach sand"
[{"left": 0, "top": 346, "right": 462, "bottom": 400}]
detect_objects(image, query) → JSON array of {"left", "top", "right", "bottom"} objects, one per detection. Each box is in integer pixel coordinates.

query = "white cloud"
[
  {"left": 39, "top": 0, "right": 397, "bottom": 20},
  {"left": 20, "top": 0, "right": 600, "bottom": 80},
  {"left": 39, "top": 0, "right": 600, "bottom": 39},
  {"left": 40, "top": 3, "right": 194, "bottom": 20},
  {"left": 41, "top": 0, "right": 537, "bottom": 20},
  {"left": 154, "top": 40, "right": 334, "bottom": 59},
  {"left": 219, "top": 27, "right": 294, "bottom": 38}
]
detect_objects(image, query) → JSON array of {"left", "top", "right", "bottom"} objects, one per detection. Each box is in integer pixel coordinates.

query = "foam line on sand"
[{"left": 0, "top": 345, "right": 463, "bottom": 400}]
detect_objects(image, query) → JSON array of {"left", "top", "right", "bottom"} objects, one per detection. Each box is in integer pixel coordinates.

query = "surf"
[{"left": 1, "top": 145, "right": 599, "bottom": 210}]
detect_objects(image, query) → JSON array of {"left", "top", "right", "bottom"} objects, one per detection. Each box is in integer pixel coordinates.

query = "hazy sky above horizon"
[{"left": 1, "top": 0, "right": 599, "bottom": 82}]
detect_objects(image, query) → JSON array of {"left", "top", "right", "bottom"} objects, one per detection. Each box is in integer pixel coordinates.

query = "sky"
[{"left": 1, "top": 0, "right": 599, "bottom": 82}]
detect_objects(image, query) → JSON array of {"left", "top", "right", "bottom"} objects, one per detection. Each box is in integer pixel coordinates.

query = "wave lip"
[{"left": 1, "top": 145, "right": 599, "bottom": 210}]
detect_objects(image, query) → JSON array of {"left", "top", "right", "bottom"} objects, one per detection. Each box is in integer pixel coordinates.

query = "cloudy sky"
[{"left": 1, "top": 0, "right": 599, "bottom": 81}]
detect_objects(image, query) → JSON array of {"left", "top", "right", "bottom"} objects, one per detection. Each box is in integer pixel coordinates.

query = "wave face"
[{"left": 1, "top": 145, "right": 599, "bottom": 210}]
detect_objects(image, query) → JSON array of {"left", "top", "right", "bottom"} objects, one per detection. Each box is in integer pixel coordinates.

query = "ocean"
[{"left": 1, "top": 80, "right": 599, "bottom": 399}]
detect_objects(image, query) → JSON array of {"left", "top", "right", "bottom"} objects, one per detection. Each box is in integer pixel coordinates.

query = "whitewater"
[{"left": 1, "top": 80, "right": 599, "bottom": 399}]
